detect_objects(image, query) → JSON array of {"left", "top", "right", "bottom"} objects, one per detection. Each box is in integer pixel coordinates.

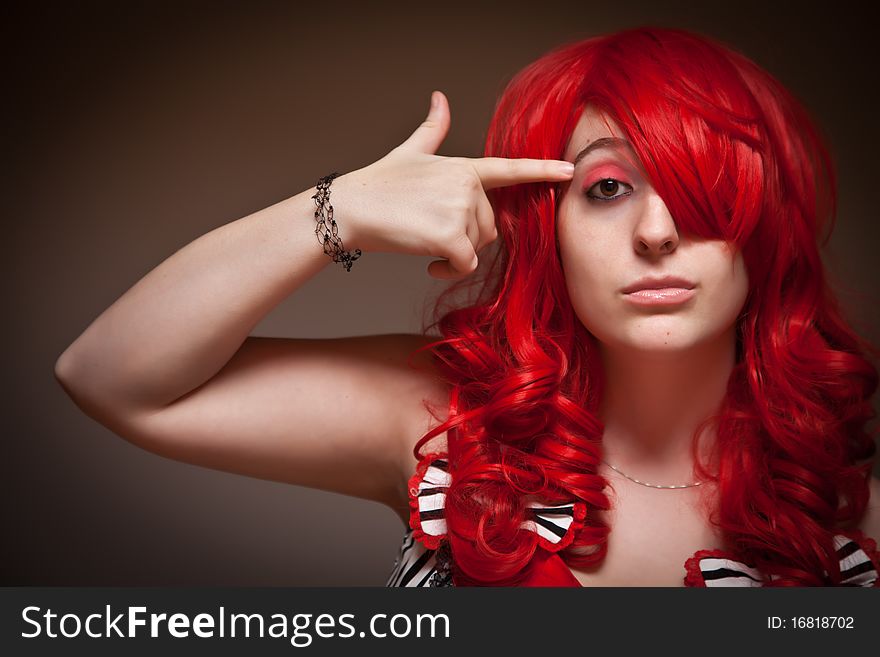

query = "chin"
[
  {"left": 626, "top": 337, "right": 703, "bottom": 353},
  {"left": 598, "top": 327, "right": 707, "bottom": 354}
]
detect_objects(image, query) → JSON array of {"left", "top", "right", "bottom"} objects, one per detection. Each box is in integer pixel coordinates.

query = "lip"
[
  {"left": 623, "top": 287, "right": 696, "bottom": 306},
  {"left": 621, "top": 275, "right": 695, "bottom": 295},
  {"left": 621, "top": 276, "right": 696, "bottom": 307}
]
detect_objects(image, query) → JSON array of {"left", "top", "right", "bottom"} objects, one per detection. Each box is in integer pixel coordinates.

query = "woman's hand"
[{"left": 333, "top": 91, "right": 575, "bottom": 279}]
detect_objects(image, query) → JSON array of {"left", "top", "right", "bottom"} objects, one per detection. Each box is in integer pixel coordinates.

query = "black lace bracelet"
[{"left": 312, "top": 172, "right": 362, "bottom": 272}]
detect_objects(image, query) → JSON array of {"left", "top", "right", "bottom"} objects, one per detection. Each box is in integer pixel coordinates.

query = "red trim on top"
[
  {"left": 836, "top": 528, "right": 880, "bottom": 587},
  {"left": 683, "top": 548, "right": 748, "bottom": 587},
  {"left": 534, "top": 500, "right": 588, "bottom": 553},
  {"left": 406, "top": 451, "right": 448, "bottom": 551},
  {"left": 683, "top": 530, "right": 880, "bottom": 587}
]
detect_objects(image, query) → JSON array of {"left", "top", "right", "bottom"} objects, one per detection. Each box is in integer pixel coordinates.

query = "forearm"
[{"left": 55, "top": 183, "right": 342, "bottom": 413}]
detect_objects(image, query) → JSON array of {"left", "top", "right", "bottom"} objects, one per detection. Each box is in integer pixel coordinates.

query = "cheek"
[
  {"left": 731, "top": 255, "right": 750, "bottom": 315},
  {"left": 556, "top": 202, "right": 627, "bottom": 319},
  {"left": 722, "top": 249, "right": 749, "bottom": 301},
  {"left": 557, "top": 225, "right": 606, "bottom": 291},
  {"left": 557, "top": 228, "right": 618, "bottom": 338},
  {"left": 702, "top": 249, "right": 749, "bottom": 324},
  {"left": 557, "top": 202, "right": 611, "bottom": 272}
]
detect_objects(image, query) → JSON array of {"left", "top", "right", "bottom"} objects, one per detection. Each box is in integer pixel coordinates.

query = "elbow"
[
  {"left": 53, "top": 347, "right": 154, "bottom": 439},
  {"left": 54, "top": 348, "right": 127, "bottom": 436},
  {"left": 54, "top": 346, "right": 102, "bottom": 414},
  {"left": 54, "top": 343, "right": 89, "bottom": 393},
  {"left": 54, "top": 348, "right": 78, "bottom": 392},
  {"left": 54, "top": 348, "right": 94, "bottom": 415}
]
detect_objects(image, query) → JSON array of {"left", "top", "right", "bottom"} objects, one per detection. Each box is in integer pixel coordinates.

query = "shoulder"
[
  {"left": 392, "top": 332, "right": 452, "bottom": 418},
  {"left": 355, "top": 332, "right": 449, "bottom": 446},
  {"left": 340, "top": 332, "right": 449, "bottom": 409},
  {"left": 385, "top": 334, "right": 452, "bottom": 524},
  {"left": 856, "top": 476, "right": 880, "bottom": 542}
]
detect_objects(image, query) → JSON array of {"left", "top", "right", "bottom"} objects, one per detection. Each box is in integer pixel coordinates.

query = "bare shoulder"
[
  {"left": 388, "top": 333, "right": 452, "bottom": 525},
  {"left": 856, "top": 476, "right": 880, "bottom": 542},
  {"left": 385, "top": 332, "right": 452, "bottom": 461}
]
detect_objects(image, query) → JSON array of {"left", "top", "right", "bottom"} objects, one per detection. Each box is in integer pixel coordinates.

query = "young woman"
[{"left": 55, "top": 27, "right": 880, "bottom": 587}]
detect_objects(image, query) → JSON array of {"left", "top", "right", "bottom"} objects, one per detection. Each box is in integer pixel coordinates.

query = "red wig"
[{"left": 410, "top": 27, "right": 879, "bottom": 586}]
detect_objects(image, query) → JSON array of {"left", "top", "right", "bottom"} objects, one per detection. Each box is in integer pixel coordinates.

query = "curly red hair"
[{"left": 409, "top": 27, "right": 878, "bottom": 586}]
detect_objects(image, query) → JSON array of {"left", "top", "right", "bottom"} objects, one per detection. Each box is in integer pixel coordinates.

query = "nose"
[{"left": 633, "top": 193, "right": 679, "bottom": 256}]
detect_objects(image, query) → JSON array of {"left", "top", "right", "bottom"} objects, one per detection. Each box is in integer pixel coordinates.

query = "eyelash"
[{"left": 585, "top": 178, "right": 634, "bottom": 203}]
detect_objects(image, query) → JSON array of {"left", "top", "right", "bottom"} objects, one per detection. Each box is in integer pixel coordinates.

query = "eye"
[{"left": 585, "top": 178, "right": 634, "bottom": 202}]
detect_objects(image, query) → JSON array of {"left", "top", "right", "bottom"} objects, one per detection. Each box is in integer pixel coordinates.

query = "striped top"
[{"left": 386, "top": 454, "right": 880, "bottom": 587}]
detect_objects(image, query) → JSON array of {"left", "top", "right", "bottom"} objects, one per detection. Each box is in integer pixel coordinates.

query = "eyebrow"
[{"left": 570, "top": 137, "right": 633, "bottom": 167}]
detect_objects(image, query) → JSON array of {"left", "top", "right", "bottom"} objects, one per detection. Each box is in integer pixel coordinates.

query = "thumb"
[{"left": 397, "top": 90, "right": 450, "bottom": 154}]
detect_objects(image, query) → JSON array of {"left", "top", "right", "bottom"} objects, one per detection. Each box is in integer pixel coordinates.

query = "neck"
[{"left": 597, "top": 327, "right": 736, "bottom": 483}]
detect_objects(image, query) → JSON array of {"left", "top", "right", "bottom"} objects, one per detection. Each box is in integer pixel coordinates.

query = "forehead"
[{"left": 563, "top": 106, "right": 627, "bottom": 160}]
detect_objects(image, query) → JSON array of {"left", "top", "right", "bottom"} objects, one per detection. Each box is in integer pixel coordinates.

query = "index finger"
[{"left": 470, "top": 157, "right": 574, "bottom": 191}]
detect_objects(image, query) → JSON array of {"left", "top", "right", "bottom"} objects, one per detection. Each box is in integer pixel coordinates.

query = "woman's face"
[{"left": 556, "top": 107, "right": 749, "bottom": 354}]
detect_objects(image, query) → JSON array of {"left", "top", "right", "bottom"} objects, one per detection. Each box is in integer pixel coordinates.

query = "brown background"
[{"left": 3, "top": 0, "right": 878, "bottom": 585}]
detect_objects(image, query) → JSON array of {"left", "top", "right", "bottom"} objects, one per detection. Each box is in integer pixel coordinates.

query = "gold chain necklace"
[{"left": 601, "top": 460, "right": 703, "bottom": 489}]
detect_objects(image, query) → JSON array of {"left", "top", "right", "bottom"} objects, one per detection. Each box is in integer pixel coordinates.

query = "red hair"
[{"left": 410, "top": 27, "right": 879, "bottom": 585}]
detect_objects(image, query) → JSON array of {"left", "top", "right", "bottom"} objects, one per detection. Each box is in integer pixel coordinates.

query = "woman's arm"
[
  {"left": 54, "top": 91, "right": 574, "bottom": 517},
  {"left": 53, "top": 181, "right": 447, "bottom": 513},
  {"left": 56, "top": 185, "right": 341, "bottom": 416}
]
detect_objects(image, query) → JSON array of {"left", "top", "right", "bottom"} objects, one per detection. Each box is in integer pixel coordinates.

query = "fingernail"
[
  {"left": 558, "top": 162, "right": 575, "bottom": 175},
  {"left": 430, "top": 91, "right": 439, "bottom": 109}
]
